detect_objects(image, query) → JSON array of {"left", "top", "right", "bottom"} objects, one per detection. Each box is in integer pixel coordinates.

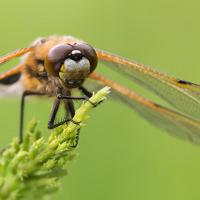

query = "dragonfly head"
[{"left": 45, "top": 43, "right": 98, "bottom": 88}]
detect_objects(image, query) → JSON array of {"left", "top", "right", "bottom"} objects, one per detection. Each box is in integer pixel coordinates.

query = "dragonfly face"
[
  {"left": 45, "top": 43, "right": 98, "bottom": 88},
  {"left": 1, "top": 35, "right": 200, "bottom": 145}
]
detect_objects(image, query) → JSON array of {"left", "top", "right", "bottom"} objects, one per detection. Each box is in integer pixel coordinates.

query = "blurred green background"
[{"left": 1, "top": 0, "right": 200, "bottom": 199}]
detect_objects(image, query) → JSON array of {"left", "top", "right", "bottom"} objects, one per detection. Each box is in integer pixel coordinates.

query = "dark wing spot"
[
  {"left": 0, "top": 72, "right": 21, "bottom": 85},
  {"left": 177, "top": 79, "right": 193, "bottom": 85},
  {"left": 152, "top": 102, "right": 161, "bottom": 108}
]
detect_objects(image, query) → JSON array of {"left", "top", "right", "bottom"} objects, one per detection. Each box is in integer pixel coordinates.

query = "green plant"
[{"left": 0, "top": 86, "right": 110, "bottom": 200}]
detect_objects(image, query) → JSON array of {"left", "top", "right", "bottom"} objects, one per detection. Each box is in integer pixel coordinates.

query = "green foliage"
[{"left": 0, "top": 87, "right": 110, "bottom": 200}]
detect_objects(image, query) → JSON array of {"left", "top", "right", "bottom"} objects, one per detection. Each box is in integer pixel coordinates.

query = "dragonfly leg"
[
  {"left": 78, "top": 86, "right": 93, "bottom": 97},
  {"left": 48, "top": 99, "right": 81, "bottom": 147},
  {"left": 79, "top": 86, "right": 104, "bottom": 107},
  {"left": 20, "top": 91, "right": 45, "bottom": 143},
  {"left": 48, "top": 98, "right": 81, "bottom": 129},
  {"left": 57, "top": 94, "right": 97, "bottom": 107},
  {"left": 48, "top": 99, "right": 69, "bottom": 129}
]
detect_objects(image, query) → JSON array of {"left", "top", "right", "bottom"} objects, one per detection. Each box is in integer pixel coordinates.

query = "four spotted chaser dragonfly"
[{"left": 0, "top": 35, "right": 200, "bottom": 144}]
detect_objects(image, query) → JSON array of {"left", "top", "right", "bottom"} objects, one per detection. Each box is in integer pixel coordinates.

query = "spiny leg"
[
  {"left": 79, "top": 85, "right": 104, "bottom": 106},
  {"left": 48, "top": 98, "right": 80, "bottom": 147},
  {"left": 48, "top": 92, "right": 100, "bottom": 145},
  {"left": 79, "top": 86, "right": 93, "bottom": 98},
  {"left": 57, "top": 93, "right": 97, "bottom": 107},
  {"left": 48, "top": 99, "right": 69, "bottom": 129},
  {"left": 20, "top": 91, "right": 45, "bottom": 143},
  {"left": 48, "top": 95, "right": 86, "bottom": 129}
]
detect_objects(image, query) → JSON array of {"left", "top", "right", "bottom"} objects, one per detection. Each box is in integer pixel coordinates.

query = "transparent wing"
[
  {"left": 0, "top": 47, "right": 33, "bottom": 96},
  {"left": 89, "top": 72, "right": 200, "bottom": 145},
  {"left": 96, "top": 49, "right": 200, "bottom": 120}
]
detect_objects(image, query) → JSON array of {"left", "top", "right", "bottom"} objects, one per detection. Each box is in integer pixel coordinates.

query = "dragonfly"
[{"left": 1, "top": 35, "right": 200, "bottom": 145}]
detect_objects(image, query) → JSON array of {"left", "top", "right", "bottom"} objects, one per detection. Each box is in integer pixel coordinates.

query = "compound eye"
[
  {"left": 45, "top": 44, "right": 73, "bottom": 75},
  {"left": 47, "top": 44, "right": 73, "bottom": 64},
  {"left": 74, "top": 43, "right": 98, "bottom": 72}
]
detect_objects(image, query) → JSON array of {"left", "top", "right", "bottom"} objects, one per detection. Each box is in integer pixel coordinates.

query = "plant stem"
[{"left": 0, "top": 86, "right": 110, "bottom": 200}]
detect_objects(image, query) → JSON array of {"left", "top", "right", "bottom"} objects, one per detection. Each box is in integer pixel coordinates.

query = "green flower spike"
[{"left": 0, "top": 86, "right": 110, "bottom": 200}]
